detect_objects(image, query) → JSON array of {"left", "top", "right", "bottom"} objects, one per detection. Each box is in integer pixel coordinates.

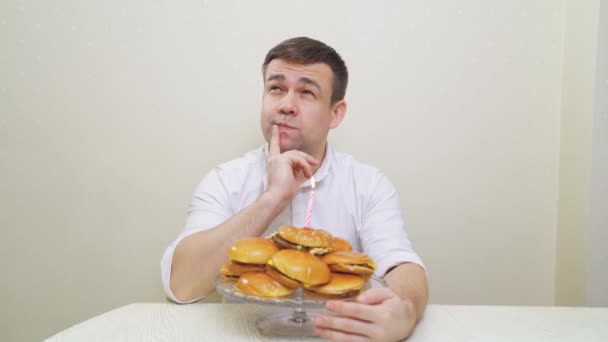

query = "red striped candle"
[{"left": 304, "top": 176, "right": 315, "bottom": 228}]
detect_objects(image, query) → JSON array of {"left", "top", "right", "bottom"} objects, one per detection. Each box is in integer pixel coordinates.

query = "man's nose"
[{"left": 279, "top": 93, "right": 297, "bottom": 115}]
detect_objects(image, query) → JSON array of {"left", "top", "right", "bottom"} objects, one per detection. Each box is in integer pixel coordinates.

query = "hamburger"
[
  {"left": 266, "top": 249, "right": 331, "bottom": 289},
  {"left": 220, "top": 262, "right": 265, "bottom": 282},
  {"left": 332, "top": 237, "right": 353, "bottom": 252},
  {"left": 321, "top": 251, "right": 377, "bottom": 278},
  {"left": 306, "top": 273, "right": 366, "bottom": 299},
  {"left": 220, "top": 237, "right": 279, "bottom": 281},
  {"left": 272, "top": 226, "right": 334, "bottom": 256},
  {"left": 235, "top": 271, "right": 295, "bottom": 297}
]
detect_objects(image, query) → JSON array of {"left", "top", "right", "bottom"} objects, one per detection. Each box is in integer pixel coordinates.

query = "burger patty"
[
  {"left": 305, "top": 289, "right": 362, "bottom": 299},
  {"left": 266, "top": 265, "right": 303, "bottom": 289},
  {"left": 271, "top": 234, "right": 331, "bottom": 255},
  {"left": 221, "top": 274, "right": 240, "bottom": 281},
  {"left": 272, "top": 234, "right": 303, "bottom": 250},
  {"left": 230, "top": 260, "right": 266, "bottom": 268}
]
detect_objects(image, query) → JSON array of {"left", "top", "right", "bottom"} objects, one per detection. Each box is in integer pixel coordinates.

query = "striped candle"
[{"left": 304, "top": 176, "right": 315, "bottom": 228}]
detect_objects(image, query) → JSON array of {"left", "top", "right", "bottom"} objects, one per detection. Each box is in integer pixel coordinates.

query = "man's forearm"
[
  {"left": 384, "top": 262, "right": 429, "bottom": 321},
  {"left": 170, "top": 191, "right": 288, "bottom": 302}
]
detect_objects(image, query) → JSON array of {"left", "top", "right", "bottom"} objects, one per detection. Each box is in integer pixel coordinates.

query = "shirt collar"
[{"left": 262, "top": 143, "right": 334, "bottom": 190}]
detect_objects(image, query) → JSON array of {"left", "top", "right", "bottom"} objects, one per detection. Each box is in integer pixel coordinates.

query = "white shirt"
[{"left": 161, "top": 144, "right": 426, "bottom": 303}]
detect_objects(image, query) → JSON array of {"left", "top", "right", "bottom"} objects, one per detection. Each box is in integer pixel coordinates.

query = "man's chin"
[{"left": 279, "top": 141, "right": 303, "bottom": 153}]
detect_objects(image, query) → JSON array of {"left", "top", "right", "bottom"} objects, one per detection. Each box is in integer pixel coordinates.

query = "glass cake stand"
[{"left": 215, "top": 275, "right": 387, "bottom": 337}]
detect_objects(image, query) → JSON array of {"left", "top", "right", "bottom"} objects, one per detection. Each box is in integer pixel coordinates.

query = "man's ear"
[{"left": 329, "top": 100, "right": 347, "bottom": 129}]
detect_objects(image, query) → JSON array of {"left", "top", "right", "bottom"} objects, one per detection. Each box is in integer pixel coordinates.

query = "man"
[{"left": 161, "top": 37, "right": 428, "bottom": 341}]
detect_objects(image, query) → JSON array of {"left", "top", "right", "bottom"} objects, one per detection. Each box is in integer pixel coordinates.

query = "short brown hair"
[{"left": 262, "top": 37, "right": 348, "bottom": 105}]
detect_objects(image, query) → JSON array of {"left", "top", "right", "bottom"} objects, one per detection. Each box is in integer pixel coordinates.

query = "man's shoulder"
[
  {"left": 331, "top": 149, "right": 398, "bottom": 202},
  {"left": 331, "top": 149, "right": 384, "bottom": 179}
]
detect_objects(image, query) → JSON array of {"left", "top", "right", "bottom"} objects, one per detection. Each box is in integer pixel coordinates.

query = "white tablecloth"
[{"left": 46, "top": 303, "right": 608, "bottom": 341}]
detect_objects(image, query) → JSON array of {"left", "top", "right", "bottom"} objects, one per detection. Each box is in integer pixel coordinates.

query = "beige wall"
[
  {"left": 0, "top": 1, "right": 602, "bottom": 341},
  {"left": 587, "top": 0, "right": 608, "bottom": 307},
  {"left": 555, "top": 0, "right": 599, "bottom": 306}
]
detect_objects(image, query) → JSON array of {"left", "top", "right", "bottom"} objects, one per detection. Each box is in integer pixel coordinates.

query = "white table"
[{"left": 46, "top": 303, "right": 608, "bottom": 341}]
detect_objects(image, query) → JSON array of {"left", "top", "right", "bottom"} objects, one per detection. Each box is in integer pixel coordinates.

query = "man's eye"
[
  {"left": 269, "top": 86, "right": 282, "bottom": 93},
  {"left": 302, "top": 90, "right": 315, "bottom": 96}
]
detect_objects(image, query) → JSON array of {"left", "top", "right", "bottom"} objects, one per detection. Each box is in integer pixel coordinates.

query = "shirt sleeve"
[
  {"left": 160, "top": 167, "right": 233, "bottom": 303},
  {"left": 359, "top": 171, "right": 427, "bottom": 278}
]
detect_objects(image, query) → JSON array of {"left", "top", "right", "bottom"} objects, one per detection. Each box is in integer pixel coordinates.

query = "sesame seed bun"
[
  {"left": 227, "top": 237, "right": 279, "bottom": 264},
  {"left": 220, "top": 261, "right": 265, "bottom": 281},
  {"left": 306, "top": 273, "right": 366, "bottom": 299},
  {"left": 267, "top": 249, "right": 331, "bottom": 287},
  {"left": 277, "top": 226, "right": 333, "bottom": 248},
  {"left": 274, "top": 226, "right": 334, "bottom": 255},
  {"left": 235, "top": 272, "right": 295, "bottom": 298},
  {"left": 321, "top": 252, "right": 377, "bottom": 277},
  {"left": 332, "top": 237, "right": 353, "bottom": 252}
]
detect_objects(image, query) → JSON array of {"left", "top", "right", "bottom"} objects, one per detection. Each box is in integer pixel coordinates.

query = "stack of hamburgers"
[{"left": 219, "top": 226, "right": 377, "bottom": 299}]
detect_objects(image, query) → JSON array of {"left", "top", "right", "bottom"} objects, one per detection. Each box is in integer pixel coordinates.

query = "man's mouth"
[{"left": 275, "top": 122, "right": 296, "bottom": 129}]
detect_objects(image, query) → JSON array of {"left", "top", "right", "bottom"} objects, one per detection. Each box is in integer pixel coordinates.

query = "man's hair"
[{"left": 262, "top": 37, "right": 348, "bottom": 105}]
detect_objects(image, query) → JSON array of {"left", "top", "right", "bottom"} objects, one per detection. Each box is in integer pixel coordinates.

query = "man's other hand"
[{"left": 314, "top": 287, "right": 417, "bottom": 342}]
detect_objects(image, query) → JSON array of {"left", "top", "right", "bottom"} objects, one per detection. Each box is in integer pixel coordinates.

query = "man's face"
[{"left": 261, "top": 59, "right": 344, "bottom": 156}]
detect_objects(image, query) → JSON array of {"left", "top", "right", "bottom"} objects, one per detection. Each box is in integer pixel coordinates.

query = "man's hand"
[
  {"left": 314, "top": 287, "right": 417, "bottom": 342},
  {"left": 266, "top": 125, "right": 318, "bottom": 202}
]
